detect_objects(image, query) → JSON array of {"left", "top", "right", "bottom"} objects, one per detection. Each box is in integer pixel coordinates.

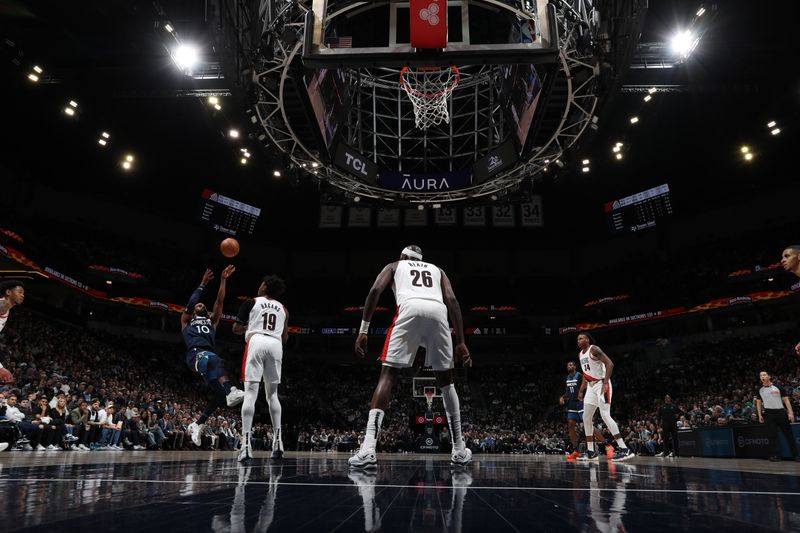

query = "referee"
[{"left": 755, "top": 370, "right": 800, "bottom": 462}]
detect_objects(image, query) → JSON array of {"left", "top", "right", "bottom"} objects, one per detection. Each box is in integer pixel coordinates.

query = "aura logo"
[{"left": 420, "top": 2, "right": 441, "bottom": 26}]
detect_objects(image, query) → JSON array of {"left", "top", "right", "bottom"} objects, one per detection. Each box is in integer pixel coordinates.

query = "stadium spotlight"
[
  {"left": 648, "top": 87, "right": 657, "bottom": 94},
  {"left": 69, "top": 100, "right": 78, "bottom": 108},
  {"left": 229, "top": 129, "right": 239, "bottom": 139},
  {"left": 354, "top": 196, "right": 361, "bottom": 203},
  {"left": 417, "top": 204, "right": 425, "bottom": 210},
  {"left": 64, "top": 107, "right": 75, "bottom": 116},
  {"left": 615, "top": 153, "right": 623, "bottom": 160},
  {"left": 670, "top": 30, "right": 699, "bottom": 60},
  {"left": 208, "top": 96, "right": 219, "bottom": 105},
  {"left": 273, "top": 170, "right": 281, "bottom": 177},
  {"left": 105, "top": 280, "right": 113, "bottom": 285},
  {"left": 27, "top": 73, "right": 39, "bottom": 82},
  {"left": 582, "top": 159, "right": 590, "bottom": 165},
  {"left": 98, "top": 139, "right": 107, "bottom": 146},
  {"left": 171, "top": 44, "right": 200, "bottom": 73},
  {"left": 643, "top": 95, "right": 652, "bottom": 102},
  {"left": 125, "top": 154, "right": 134, "bottom": 163},
  {"left": 767, "top": 121, "right": 776, "bottom": 128},
  {"left": 581, "top": 166, "right": 590, "bottom": 173},
  {"left": 696, "top": 6, "right": 706, "bottom": 17},
  {"left": 33, "top": 65, "right": 43, "bottom": 74},
  {"left": 164, "top": 23, "right": 174, "bottom": 33},
  {"left": 612, "top": 145, "right": 622, "bottom": 153},
  {"left": 743, "top": 152, "right": 753, "bottom": 161},
  {"left": 740, "top": 145, "right": 749, "bottom": 154},
  {"left": 630, "top": 116, "right": 639, "bottom": 124},
  {"left": 771, "top": 128, "right": 781, "bottom": 136},
  {"left": 101, "top": 132, "right": 110, "bottom": 139},
  {"left": 240, "top": 158, "right": 248, "bottom": 165},
  {"left": 311, "top": 161, "right": 319, "bottom": 168},
  {"left": 213, "top": 103, "right": 222, "bottom": 111},
  {"left": 121, "top": 161, "right": 132, "bottom": 170}
]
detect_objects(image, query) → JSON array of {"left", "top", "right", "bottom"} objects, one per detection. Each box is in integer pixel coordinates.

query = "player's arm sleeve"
[{"left": 233, "top": 299, "right": 254, "bottom": 334}]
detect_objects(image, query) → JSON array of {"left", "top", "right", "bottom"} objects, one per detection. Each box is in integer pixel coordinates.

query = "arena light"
[
  {"left": 311, "top": 162, "right": 319, "bottom": 168},
  {"left": 98, "top": 139, "right": 107, "bottom": 146},
  {"left": 582, "top": 159, "right": 590, "bottom": 165},
  {"left": 670, "top": 30, "right": 699, "bottom": 60},
  {"left": 273, "top": 170, "right": 281, "bottom": 177},
  {"left": 164, "top": 23, "right": 174, "bottom": 33},
  {"left": 125, "top": 154, "right": 134, "bottom": 163},
  {"left": 64, "top": 107, "right": 75, "bottom": 116},
  {"left": 121, "top": 161, "right": 132, "bottom": 170},
  {"left": 27, "top": 73, "right": 39, "bottom": 82},
  {"left": 229, "top": 129, "right": 239, "bottom": 139},
  {"left": 648, "top": 87, "right": 657, "bottom": 94},
  {"left": 744, "top": 152, "right": 754, "bottom": 161},
  {"left": 417, "top": 204, "right": 425, "bottom": 210},
  {"left": 243, "top": 152, "right": 251, "bottom": 158},
  {"left": 630, "top": 116, "right": 639, "bottom": 124},
  {"left": 69, "top": 100, "right": 78, "bottom": 108},
  {"left": 33, "top": 65, "right": 43, "bottom": 74},
  {"left": 612, "top": 145, "right": 622, "bottom": 153},
  {"left": 771, "top": 128, "right": 781, "bottom": 136},
  {"left": 354, "top": 196, "right": 361, "bottom": 203},
  {"left": 101, "top": 132, "right": 110, "bottom": 139},
  {"left": 767, "top": 120, "right": 776, "bottom": 128},
  {"left": 696, "top": 6, "right": 706, "bottom": 17},
  {"left": 615, "top": 153, "right": 623, "bottom": 160},
  {"left": 581, "top": 166, "right": 590, "bottom": 173},
  {"left": 208, "top": 96, "right": 219, "bottom": 105},
  {"left": 213, "top": 103, "right": 222, "bottom": 111},
  {"left": 740, "top": 145, "right": 750, "bottom": 154},
  {"left": 643, "top": 95, "right": 652, "bottom": 102},
  {"left": 105, "top": 280, "right": 113, "bottom": 285},
  {"left": 171, "top": 44, "right": 200, "bottom": 73},
  {"left": 240, "top": 157, "right": 247, "bottom": 165}
]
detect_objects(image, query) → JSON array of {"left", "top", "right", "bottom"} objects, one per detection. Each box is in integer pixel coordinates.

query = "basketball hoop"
[
  {"left": 423, "top": 387, "right": 436, "bottom": 409},
  {"left": 400, "top": 66, "right": 460, "bottom": 130}
]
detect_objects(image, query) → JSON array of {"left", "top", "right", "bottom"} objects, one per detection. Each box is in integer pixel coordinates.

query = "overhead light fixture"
[
  {"left": 64, "top": 107, "right": 75, "bottom": 116},
  {"left": 354, "top": 196, "right": 361, "bottom": 203},
  {"left": 33, "top": 65, "right": 43, "bottom": 74},
  {"left": 98, "top": 139, "right": 107, "bottom": 146},
  {"left": 740, "top": 145, "right": 749, "bottom": 154},
  {"left": 273, "top": 170, "right": 281, "bottom": 177},
  {"left": 744, "top": 152, "right": 753, "bottom": 161},
  {"left": 581, "top": 166, "right": 590, "bottom": 173},
  {"left": 240, "top": 158, "right": 248, "bottom": 165},
  {"left": 648, "top": 87, "right": 657, "bottom": 94},
  {"left": 122, "top": 161, "right": 132, "bottom": 170},
  {"left": 229, "top": 129, "right": 239, "bottom": 139},
  {"left": 544, "top": 159, "right": 550, "bottom": 164},
  {"left": 171, "top": 44, "right": 200, "bottom": 73},
  {"left": 670, "top": 30, "right": 699, "bottom": 60},
  {"left": 643, "top": 95, "right": 652, "bottom": 102},
  {"left": 630, "top": 116, "right": 639, "bottom": 124},
  {"left": 164, "top": 23, "right": 174, "bottom": 33},
  {"left": 771, "top": 128, "right": 781, "bottom": 136},
  {"left": 105, "top": 280, "right": 113, "bottom": 285},
  {"left": 612, "top": 145, "right": 621, "bottom": 153},
  {"left": 27, "top": 73, "right": 39, "bottom": 82},
  {"left": 615, "top": 153, "right": 623, "bottom": 160},
  {"left": 125, "top": 154, "right": 134, "bottom": 162},
  {"left": 417, "top": 204, "right": 425, "bottom": 210},
  {"left": 69, "top": 100, "right": 78, "bottom": 108},
  {"left": 582, "top": 159, "right": 590, "bottom": 165},
  {"left": 311, "top": 162, "right": 319, "bottom": 168},
  {"left": 101, "top": 132, "right": 110, "bottom": 139},
  {"left": 208, "top": 96, "right": 219, "bottom": 105},
  {"left": 696, "top": 6, "right": 706, "bottom": 17},
  {"left": 767, "top": 120, "right": 776, "bottom": 128},
  {"left": 243, "top": 152, "right": 251, "bottom": 158},
  {"left": 213, "top": 103, "right": 222, "bottom": 111}
]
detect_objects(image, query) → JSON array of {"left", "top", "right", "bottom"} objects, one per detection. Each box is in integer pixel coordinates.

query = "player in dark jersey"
[
  {"left": 181, "top": 265, "right": 244, "bottom": 446},
  {"left": 560, "top": 361, "right": 606, "bottom": 459}
]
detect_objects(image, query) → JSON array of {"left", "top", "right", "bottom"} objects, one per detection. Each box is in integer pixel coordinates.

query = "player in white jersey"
[
  {"left": 576, "top": 333, "right": 633, "bottom": 462},
  {"left": 233, "top": 275, "right": 288, "bottom": 462},
  {"left": 0, "top": 280, "right": 25, "bottom": 375},
  {"left": 349, "top": 245, "right": 472, "bottom": 467}
]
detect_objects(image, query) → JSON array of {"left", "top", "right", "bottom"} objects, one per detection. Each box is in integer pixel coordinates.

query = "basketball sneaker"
[
  {"left": 566, "top": 450, "right": 580, "bottom": 460},
  {"left": 451, "top": 447, "right": 472, "bottom": 465},
  {"left": 0, "top": 442, "right": 8, "bottom": 452},
  {"left": 191, "top": 422, "right": 205, "bottom": 447},
  {"left": 238, "top": 440, "right": 253, "bottom": 463},
  {"left": 612, "top": 448, "right": 634, "bottom": 462},
  {"left": 226, "top": 386, "right": 245, "bottom": 407},
  {"left": 271, "top": 439, "right": 284, "bottom": 461},
  {"left": 579, "top": 450, "right": 599, "bottom": 461},
  {"left": 348, "top": 448, "right": 377, "bottom": 468}
]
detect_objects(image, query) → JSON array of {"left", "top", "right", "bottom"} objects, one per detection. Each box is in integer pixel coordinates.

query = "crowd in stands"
[{"left": 2, "top": 309, "right": 799, "bottom": 458}]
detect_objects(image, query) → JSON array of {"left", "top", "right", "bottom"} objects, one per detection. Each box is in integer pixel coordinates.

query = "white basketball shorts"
[
  {"left": 583, "top": 379, "right": 613, "bottom": 407},
  {"left": 380, "top": 299, "right": 453, "bottom": 371},
  {"left": 242, "top": 334, "right": 283, "bottom": 384}
]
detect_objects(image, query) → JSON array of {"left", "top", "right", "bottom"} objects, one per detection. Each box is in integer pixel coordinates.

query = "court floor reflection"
[{"left": 1, "top": 452, "right": 799, "bottom": 531}]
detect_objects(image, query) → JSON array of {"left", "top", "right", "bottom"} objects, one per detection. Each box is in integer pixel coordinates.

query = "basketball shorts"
[
  {"left": 566, "top": 401, "right": 584, "bottom": 421},
  {"left": 188, "top": 350, "right": 227, "bottom": 384},
  {"left": 583, "top": 379, "right": 612, "bottom": 407},
  {"left": 380, "top": 299, "right": 453, "bottom": 371},
  {"left": 242, "top": 334, "right": 283, "bottom": 384}
]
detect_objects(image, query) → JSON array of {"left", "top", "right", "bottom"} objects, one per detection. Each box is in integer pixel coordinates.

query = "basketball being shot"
[{"left": 2, "top": 0, "right": 800, "bottom": 530}]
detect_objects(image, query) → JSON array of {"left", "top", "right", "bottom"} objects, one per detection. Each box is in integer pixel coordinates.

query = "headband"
[{"left": 401, "top": 247, "right": 422, "bottom": 260}]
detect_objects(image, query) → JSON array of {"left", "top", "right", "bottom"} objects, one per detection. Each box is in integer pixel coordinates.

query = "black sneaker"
[
  {"left": 612, "top": 448, "right": 634, "bottom": 462},
  {"left": 768, "top": 456, "right": 781, "bottom": 462},
  {"left": 579, "top": 450, "right": 599, "bottom": 461}
]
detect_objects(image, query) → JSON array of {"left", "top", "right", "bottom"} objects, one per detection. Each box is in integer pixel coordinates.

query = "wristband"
[{"left": 359, "top": 320, "right": 370, "bottom": 334}]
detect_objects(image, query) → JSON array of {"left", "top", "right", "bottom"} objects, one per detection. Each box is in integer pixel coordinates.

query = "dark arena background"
[{"left": 2, "top": 0, "right": 800, "bottom": 531}]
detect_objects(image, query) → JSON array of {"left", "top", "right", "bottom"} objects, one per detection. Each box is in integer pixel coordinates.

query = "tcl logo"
[{"left": 419, "top": 2, "right": 441, "bottom": 26}]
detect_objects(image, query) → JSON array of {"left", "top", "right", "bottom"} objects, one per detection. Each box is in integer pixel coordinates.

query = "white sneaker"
[
  {"left": 451, "top": 447, "right": 472, "bottom": 465},
  {"left": 0, "top": 442, "right": 8, "bottom": 452},
  {"left": 655, "top": 452, "right": 664, "bottom": 457},
  {"left": 189, "top": 422, "right": 204, "bottom": 447},
  {"left": 238, "top": 442, "right": 253, "bottom": 463},
  {"left": 77, "top": 444, "right": 89, "bottom": 451},
  {"left": 134, "top": 445, "right": 145, "bottom": 451},
  {"left": 348, "top": 448, "right": 377, "bottom": 468},
  {"left": 226, "top": 387, "right": 245, "bottom": 407},
  {"left": 36, "top": 444, "right": 46, "bottom": 451},
  {"left": 46, "top": 444, "right": 58, "bottom": 451}
]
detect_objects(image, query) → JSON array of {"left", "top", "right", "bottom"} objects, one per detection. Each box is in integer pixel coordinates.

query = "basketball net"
[
  {"left": 424, "top": 389, "right": 435, "bottom": 410},
  {"left": 400, "top": 66, "right": 460, "bottom": 130}
]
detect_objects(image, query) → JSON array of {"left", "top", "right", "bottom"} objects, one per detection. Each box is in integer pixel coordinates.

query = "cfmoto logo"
[
  {"left": 737, "top": 436, "right": 745, "bottom": 447},
  {"left": 420, "top": 2, "right": 441, "bottom": 26},
  {"left": 425, "top": 438, "right": 434, "bottom": 445}
]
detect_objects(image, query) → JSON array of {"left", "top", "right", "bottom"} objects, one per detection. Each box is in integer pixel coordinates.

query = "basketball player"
[
  {"left": 576, "top": 333, "right": 633, "bottom": 461},
  {"left": 560, "top": 361, "right": 606, "bottom": 459},
  {"left": 233, "top": 275, "right": 288, "bottom": 463},
  {"left": 349, "top": 245, "right": 472, "bottom": 467},
  {"left": 779, "top": 245, "right": 800, "bottom": 357},
  {"left": 0, "top": 280, "right": 25, "bottom": 376},
  {"left": 181, "top": 266, "right": 244, "bottom": 446}
]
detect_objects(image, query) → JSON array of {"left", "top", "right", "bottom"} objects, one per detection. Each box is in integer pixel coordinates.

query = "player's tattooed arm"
[
  {"left": 590, "top": 345, "right": 614, "bottom": 381},
  {"left": 182, "top": 269, "right": 214, "bottom": 329}
]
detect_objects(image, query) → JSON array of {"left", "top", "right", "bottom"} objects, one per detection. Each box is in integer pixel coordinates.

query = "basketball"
[
  {"left": 220, "top": 238, "right": 240, "bottom": 258},
  {"left": 0, "top": 368, "right": 13, "bottom": 383}
]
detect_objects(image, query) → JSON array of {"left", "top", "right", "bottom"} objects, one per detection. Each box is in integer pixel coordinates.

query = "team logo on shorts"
[{"left": 419, "top": 2, "right": 440, "bottom": 26}]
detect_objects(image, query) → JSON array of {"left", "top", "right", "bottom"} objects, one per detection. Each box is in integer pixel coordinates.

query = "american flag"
[{"left": 327, "top": 36, "right": 352, "bottom": 49}]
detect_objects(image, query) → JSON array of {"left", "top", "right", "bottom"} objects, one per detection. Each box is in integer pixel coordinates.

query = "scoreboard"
[
  {"left": 604, "top": 183, "right": 673, "bottom": 233},
  {"left": 198, "top": 189, "right": 261, "bottom": 236}
]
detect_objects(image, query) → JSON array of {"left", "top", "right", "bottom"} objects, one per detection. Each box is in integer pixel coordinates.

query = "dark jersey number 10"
[
  {"left": 262, "top": 313, "right": 277, "bottom": 331},
  {"left": 410, "top": 269, "right": 433, "bottom": 288}
]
